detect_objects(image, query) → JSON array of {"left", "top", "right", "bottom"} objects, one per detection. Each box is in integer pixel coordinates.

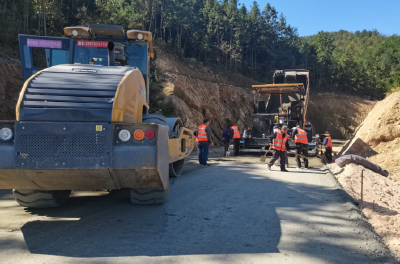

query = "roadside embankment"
[
  {"left": 327, "top": 91, "right": 400, "bottom": 258},
  {"left": 329, "top": 163, "right": 400, "bottom": 259},
  {"left": 339, "top": 91, "right": 400, "bottom": 180}
]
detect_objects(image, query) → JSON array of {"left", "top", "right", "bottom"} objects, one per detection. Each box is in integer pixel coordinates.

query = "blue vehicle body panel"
[
  {"left": 0, "top": 122, "right": 169, "bottom": 190},
  {"left": 19, "top": 109, "right": 112, "bottom": 122},
  {"left": 15, "top": 122, "right": 113, "bottom": 170},
  {"left": 19, "top": 35, "right": 74, "bottom": 81}
]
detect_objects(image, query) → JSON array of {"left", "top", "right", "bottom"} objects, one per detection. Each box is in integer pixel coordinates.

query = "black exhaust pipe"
[{"left": 107, "top": 41, "right": 115, "bottom": 66}]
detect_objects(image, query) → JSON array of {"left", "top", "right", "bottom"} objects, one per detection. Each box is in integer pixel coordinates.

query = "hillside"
[
  {"left": 150, "top": 47, "right": 257, "bottom": 142},
  {"left": 307, "top": 93, "right": 376, "bottom": 139},
  {"left": 3, "top": 2, "right": 400, "bottom": 99}
]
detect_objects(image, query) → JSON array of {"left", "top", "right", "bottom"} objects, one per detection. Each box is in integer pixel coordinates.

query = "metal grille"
[{"left": 19, "top": 134, "right": 107, "bottom": 158}]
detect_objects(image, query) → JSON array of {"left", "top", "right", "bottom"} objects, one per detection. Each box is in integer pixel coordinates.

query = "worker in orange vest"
[
  {"left": 293, "top": 125, "right": 309, "bottom": 169},
  {"left": 231, "top": 125, "right": 241, "bottom": 156},
  {"left": 197, "top": 118, "right": 213, "bottom": 166},
  {"left": 268, "top": 125, "right": 290, "bottom": 172},
  {"left": 322, "top": 131, "right": 333, "bottom": 163},
  {"left": 273, "top": 126, "right": 289, "bottom": 168}
]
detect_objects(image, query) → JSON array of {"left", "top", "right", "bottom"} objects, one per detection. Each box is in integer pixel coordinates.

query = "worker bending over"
[
  {"left": 231, "top": 124, "right": 241, "bottom": 156},
  {"left": 322, "top": 131, "right": 332, "bottom": 163},
  {"left": 293, "top": 125, "right": 308, "bottom": 169},
  {"left": 197, "top": 118, "right": 213, "bottom": 166},
  {"left": 268, "top": 125, "right": 290, "bottom": 172}
]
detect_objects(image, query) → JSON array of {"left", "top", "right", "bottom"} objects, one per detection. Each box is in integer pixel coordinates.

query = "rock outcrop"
[{"left": 152, "top": 49, "right": 257, "bottom": 143}]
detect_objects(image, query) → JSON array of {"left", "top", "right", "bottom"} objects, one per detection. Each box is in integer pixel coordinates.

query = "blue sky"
[{"left": 240, "top": 0, "right": 400, "bottom": 36}]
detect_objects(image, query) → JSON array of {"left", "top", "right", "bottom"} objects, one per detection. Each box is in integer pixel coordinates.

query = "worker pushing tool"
[
  {"left": 267, "top": 125, "right": 290, "bottom": 172},
  {"left": 293, "top": 125, "right": 309, "bottom": 169}
]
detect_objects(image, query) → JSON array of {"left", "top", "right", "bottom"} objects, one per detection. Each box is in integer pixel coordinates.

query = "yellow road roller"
[{"left": 0, "top": 24, "right": 194, "bottom": 207}]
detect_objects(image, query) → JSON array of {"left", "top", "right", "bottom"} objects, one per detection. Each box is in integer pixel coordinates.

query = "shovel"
[{"left": 260, "top": 146, "right": 273, "bottom": 162}]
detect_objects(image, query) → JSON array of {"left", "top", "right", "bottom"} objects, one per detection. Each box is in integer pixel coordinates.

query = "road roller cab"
[{"left": 0, "top": 24, "right": 194, "bottom": 208}]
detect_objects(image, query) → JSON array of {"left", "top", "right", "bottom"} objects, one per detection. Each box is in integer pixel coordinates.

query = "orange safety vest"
[
  {"left": 197, "top": 124, "right": 208, "bottom": 142},
  {"left": 273, "top": 131, "right": 289, "bottom": 151},
  {"left": 232, "top": 126, "right": 240, "bottom": 139},
  {"left": 295, "top": 128, "right": 308, "bottom": 144},
  {"left": 325, "top": 136, "right": 332, "bottom": 148}
]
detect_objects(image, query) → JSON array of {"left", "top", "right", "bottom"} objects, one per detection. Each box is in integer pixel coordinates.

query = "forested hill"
[{"left": 1, "top": 0, "right": 399, "bottom": 97}]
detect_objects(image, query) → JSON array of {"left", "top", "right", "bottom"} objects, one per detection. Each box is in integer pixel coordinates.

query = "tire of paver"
[
  {"left": 12, "top": 189, "right": 71, "bottom": 208},
  {"left": 130, "top": 185, "right": 169, "bottom": 205}
]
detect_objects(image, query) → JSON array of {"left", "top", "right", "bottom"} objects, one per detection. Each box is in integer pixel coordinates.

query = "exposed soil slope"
[
  {"left": 151, "top": 48, "right": 258, "bottom": 142},
  {"left": 329, "top": 163, "right": 400, "bottom": 258},
  {"left": 0, "top": 53, "right": 23, "bottom": 120},
  {"left": 339, "top": 92, "right": 400, "bottom": 180},
  {"left": 307, "top": 93, "right": 376, "bottom": 139}
]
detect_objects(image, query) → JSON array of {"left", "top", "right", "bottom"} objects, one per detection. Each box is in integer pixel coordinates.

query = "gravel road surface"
[{"left": 0, "top": 149, "right": 397, "bottom": 264}]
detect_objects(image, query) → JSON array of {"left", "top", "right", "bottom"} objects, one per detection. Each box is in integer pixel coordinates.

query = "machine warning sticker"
[
  {"left": 77, "top": 40, "right": 108, "bottom": 48},
  {"left": 96, "top": 125, "right": 103, "bottom": 131},
  {"left": 27, "top": 39, "right": 62, "bottom": 49}
]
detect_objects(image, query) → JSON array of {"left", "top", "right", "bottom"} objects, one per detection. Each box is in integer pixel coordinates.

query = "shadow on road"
[
  {"left": 0, "top": 190, "right": 14, "bottom": 200},
  {"left": 16, "top": 163, "right": 395, "bottom": 263}
]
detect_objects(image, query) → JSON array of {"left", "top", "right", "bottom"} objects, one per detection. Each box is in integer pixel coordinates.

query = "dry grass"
[{"left": 307, "top": 93, "right": 376, "bottom": 139}]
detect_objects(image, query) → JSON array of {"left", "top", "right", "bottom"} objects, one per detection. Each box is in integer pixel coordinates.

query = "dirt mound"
[
  {"left": 0, "top": 54, "right": 23, "bottom": 120},
  {"left": 339, "top": 92, "right": 400, "bottom": 180},
  {"left": 152, "top": 48, "right": 258, "bottom": 142},
  {"left": 307, "top": 93, "right": 376, "bottom": 139},
  {"left": 329, "top": 163, "right": 400, "bottom": 258}
]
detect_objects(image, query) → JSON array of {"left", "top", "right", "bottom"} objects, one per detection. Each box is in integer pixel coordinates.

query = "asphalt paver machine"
[{"left": 242, "top": 69, "right": 318, "bottom": 154}]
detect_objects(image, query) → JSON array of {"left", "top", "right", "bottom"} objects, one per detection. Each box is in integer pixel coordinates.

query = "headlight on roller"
[
  {"left": 118, "top": 129, "right": 131, "bottom": 142},
  {"left": 0, "top": 127, "right": 13, "bottom": 141}
]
